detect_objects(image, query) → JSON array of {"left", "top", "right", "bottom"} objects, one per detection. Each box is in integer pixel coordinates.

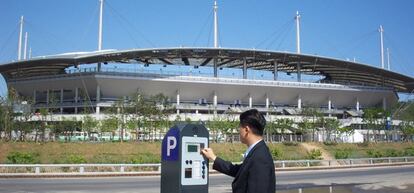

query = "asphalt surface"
[{"left": 0, "top": 165, "right": 413, "bottom": 193}]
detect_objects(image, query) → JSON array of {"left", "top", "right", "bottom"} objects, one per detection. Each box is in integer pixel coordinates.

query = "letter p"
[{"left": 167, "top": 136, "right": 177, "bottom": 156}]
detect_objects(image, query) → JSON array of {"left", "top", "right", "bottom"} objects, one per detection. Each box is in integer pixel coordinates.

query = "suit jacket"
[{"left": 213, "top": 140, "right": 275, "bottom": 193}]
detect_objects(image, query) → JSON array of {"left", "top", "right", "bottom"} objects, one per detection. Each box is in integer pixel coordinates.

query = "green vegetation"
[
  {"left": 0, "top": 142, "right": 413, "bottom": 164},
  {"left": 334, "top": 149, "right": 352, "bottom": 159},
  {"left": 6, "top": 152, "right": 39, "bottom": 164},
  {"left": 307, "top": 149, "right": 322, "bottom": 160},
  {"left": 321, "top": 142, "right": 414, "bottom": 159}
]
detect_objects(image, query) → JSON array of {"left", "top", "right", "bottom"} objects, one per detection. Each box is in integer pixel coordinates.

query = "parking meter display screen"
[{"left": 187, "top": 144, "right": 198, "bottom": 153}]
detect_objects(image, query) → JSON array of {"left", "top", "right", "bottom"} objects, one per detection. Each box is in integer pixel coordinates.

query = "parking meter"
[{"left": 161, "top": 124, "right": 209, "bottom": 193}]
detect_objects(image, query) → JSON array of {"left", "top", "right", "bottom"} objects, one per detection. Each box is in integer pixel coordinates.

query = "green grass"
[
  {"left": 0, "top": 142, "right": 412, "bottom": 164},
  {"left": 321, "top": 142, "right": 414, "bottom": 159}
]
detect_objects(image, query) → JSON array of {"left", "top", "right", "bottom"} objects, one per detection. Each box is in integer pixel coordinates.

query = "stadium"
[{"left": 0, "top": 1, "right": 413, "bottom": 142}]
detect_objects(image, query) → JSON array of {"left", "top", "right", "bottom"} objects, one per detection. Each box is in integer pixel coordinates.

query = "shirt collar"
[{"left": 243, "top": 139, "right": 263, "bottom": 158}]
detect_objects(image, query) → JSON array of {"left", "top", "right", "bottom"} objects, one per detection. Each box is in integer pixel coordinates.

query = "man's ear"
[{"left": 244, "top": 125, "right": 251, "bottom": 133}]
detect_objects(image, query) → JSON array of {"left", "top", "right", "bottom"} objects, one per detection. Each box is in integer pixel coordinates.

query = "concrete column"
[
  {"left": 265, "top": 94, "right": 269, "bottom": 109},
  {"left": 243, "top": 58, "right": 247, "bottom": 79},
  {"left": 33, "top": 90, "right": 36, "bottom": 104},
  {"left": 297, "top": 63, "right": 301, "bottom": 82},
  {"left": 75, "top": 87, "right": 79, "bottom": 103},
  {"left": 328, "top": 97, "right": 332, "bottom": 110},
  {"left": 328, "top": 97, "right": 332, "bottom": 117},
  {"left": 96, "top": 85, "right": 101, "bottom": 114},
  {"left": 96, "top": 85, "right": 101, "bottom": 102},
  {"left": 46, "top": 89, "right": 49, "bottom": 105},
  {"left": 214, "top": 58, "right": 218, "bottom": 78},
  {"left": 356, "top": 98, "right": 360, "bottom": 111},
  {"left": 265, "top": 94, "right": 270, "bottom": 116},
  {"left": 75, "top": 87, "right": 79, "bottom": 114},
  {"left": 213, "top": 91, "right": 217, "bottom": 115},
  {"left": 383, "top": 97, "right": 387, "bottom": 110},
  {"left": 60, "top": 89, "right": 64, "bottom": 114},
  {"left": 249, "top": 94, "right": 252, "bottom": 108},
  {"left": 297, "top": 95, "right": 302, "bottom": 109},
  {"left": 273, "top": 60, "right": 278, "bottom": 81},
  {"left": 176, "top": 90, "right": 180, "bottom": 114}
]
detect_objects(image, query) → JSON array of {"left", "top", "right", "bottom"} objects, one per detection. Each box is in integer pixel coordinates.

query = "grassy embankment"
[{"left": 0, "top": 142, "right": 413, "bottom": 164}]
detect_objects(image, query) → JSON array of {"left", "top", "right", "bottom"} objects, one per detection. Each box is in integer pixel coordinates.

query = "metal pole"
[
  {"left": 18, "top": 16, "right": 24, "bottom": 61},
  {"left": 295, "top": 11, "right": 301, "bottom": 54},
  {"left": 98, "top": 0, "right": 103, "bottom": 51},
  {"left": 23, "top": 32, "right": 28, "bottom": 60},
  {"left": 379, "top": 25, "right": 385, "bottom": 69},
  {"left": 387, "top": 48, "right": 390, "bottom": 70},
  {"left": 295, "top": 11, "right": 301, "bottom": 82},
  {"left": 98, "top": 0, "right": 104, "bottom": 72},
  {"left": 29, "top": 47, "right": 32, "bottom": 59},
  {"left": 213, "top": 0, "right": 218, "bottom": 48}
]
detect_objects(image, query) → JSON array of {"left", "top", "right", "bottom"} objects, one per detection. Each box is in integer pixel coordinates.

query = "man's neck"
[{"left": 246, "top": 136, "right": 263, "bottom": 147}]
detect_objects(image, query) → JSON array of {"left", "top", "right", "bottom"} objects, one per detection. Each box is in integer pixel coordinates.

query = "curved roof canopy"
[{"left": 0, "top": 47, "right": 413, "bottom": 93}]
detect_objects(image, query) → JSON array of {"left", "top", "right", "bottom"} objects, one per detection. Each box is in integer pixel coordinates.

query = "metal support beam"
[
  {"left": 214, "top": 58, "right": 218, "bottom": 77},
  {"left": 273, "top": 60, "right": 278, "bottom": 81}
]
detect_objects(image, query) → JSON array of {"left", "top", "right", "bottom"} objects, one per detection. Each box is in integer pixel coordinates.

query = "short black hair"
[{"left": 239, "top": 109, "right": 266, "bottom": 136}]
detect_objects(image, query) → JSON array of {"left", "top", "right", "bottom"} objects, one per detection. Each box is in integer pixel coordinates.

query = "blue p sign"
[{"left": 162, "top": 127, "right": 180, "bottom": 161}]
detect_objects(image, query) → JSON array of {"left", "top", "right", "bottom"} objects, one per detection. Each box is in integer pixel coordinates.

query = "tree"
[
  {"left": 301, "top": 107, "right": 322, "bottom": 142},
  {"left": 101, "top": 115, "right": 119, "bottom": 140},
  {"left": 82, "top": 115, "right": 98, "bottom": 141},
  {"left": 400, "top": 121, "right": 414, "bottom": 142},
  {"left": 274, "top": 118, "right": 294, "bottom": 142},
  {"left": 297, "top": 119, "right": 313, "bottom": 142},
  {"left": 362, "top": 108, "right": 386, "bottom": 142},
  {"left": 324, "top": 119, "right": 340, "bottom": 142}
]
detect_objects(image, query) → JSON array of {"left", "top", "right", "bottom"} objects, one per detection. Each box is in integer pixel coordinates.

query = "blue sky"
[{"left": 0, "top": 0, "right": 414, "bottom": 98}]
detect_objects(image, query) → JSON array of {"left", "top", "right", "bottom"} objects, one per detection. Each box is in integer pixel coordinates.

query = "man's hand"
[{"left": 201, "top": 148, "right": 217, "bottom": 162}]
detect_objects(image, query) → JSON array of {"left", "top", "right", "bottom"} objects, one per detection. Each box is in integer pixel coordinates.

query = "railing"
[
  {"left": 275, "top": 157, "right": 414, "bottom": 168},
  {"left": 1, "top": 157, "right": 413, "bottom": 176}
]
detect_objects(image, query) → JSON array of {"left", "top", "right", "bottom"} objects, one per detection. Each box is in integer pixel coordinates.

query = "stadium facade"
[{"left": 0, "top": 47, "right": 412, "bottom": 117}]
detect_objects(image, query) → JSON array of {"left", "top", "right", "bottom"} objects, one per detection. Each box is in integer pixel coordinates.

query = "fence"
[{"left": 1, "top": 157, "right": 413, "bottom": 176}]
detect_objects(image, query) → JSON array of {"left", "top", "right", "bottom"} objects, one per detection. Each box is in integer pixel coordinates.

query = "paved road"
[{"left": 0, "top": 165, "right": 413, "bottom": 193}]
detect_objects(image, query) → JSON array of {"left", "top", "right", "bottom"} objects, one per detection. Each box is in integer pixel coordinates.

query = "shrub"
[
  {"left": 384, "top": 149, "right": 402, "bottom": 157},
  {"left": 307, "top": 149, "right": 322, "bottom": 160},
  {"left": 404, "top": 147, "right": 414, "bottom": 156},
  {"left": 366, "top": 150, "right": 383, "bottom": 158},
  {"left": 130, "top": 153, "right": 160, "bottom": 164},
  {"left": 6, "top": 152, "right": 39, "bottom": 164},
  {"left": 282, "top": 141, "right": 298, "bottom": 146},
  {"left": 334, "top": 149, "right": 351, "bottom": 159},
  {"left": 66, "top": 155, "right": 86, "bottom": 164},
  {"left": 270, "top": 147, "right": 283, "bottom": 160}
]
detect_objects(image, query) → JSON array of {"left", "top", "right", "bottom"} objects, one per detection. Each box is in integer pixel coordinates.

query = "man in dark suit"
[{"left": 201, "top": 109, "right": 275, "bottom": 193}]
